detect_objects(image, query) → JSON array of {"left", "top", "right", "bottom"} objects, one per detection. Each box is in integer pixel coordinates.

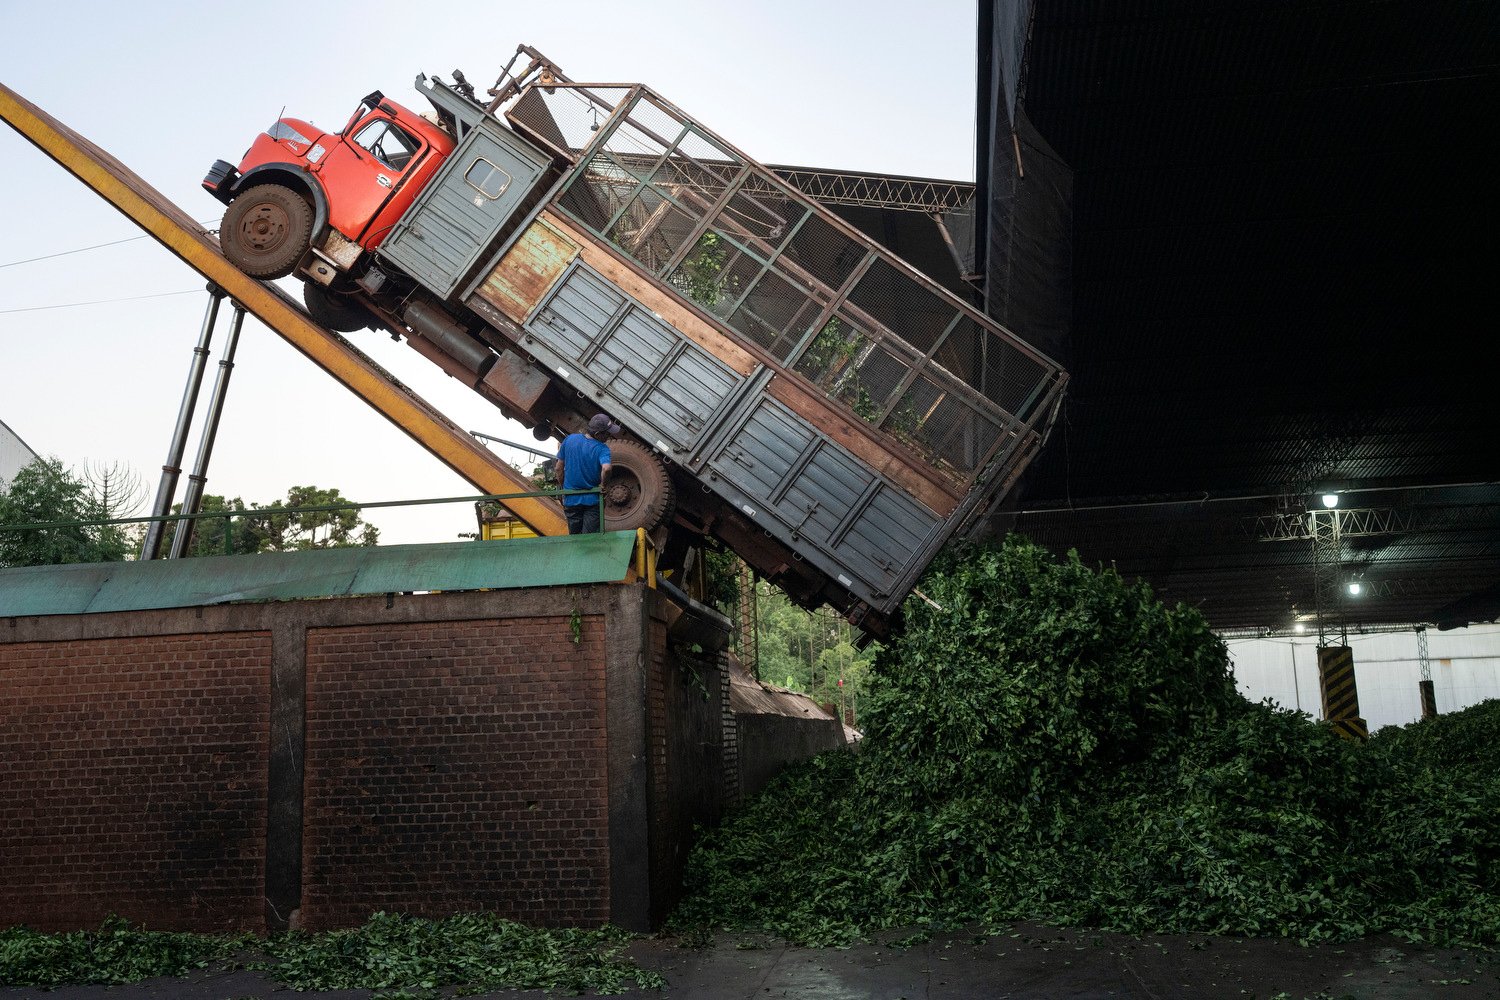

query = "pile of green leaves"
[
  {"left": 674, "top": 537, "right": 1500, "bottom": 947},
  {"left": 0, "top": 916, "right": 243, "bottom": 987},
  {"left": 0, "top": 912, "right": 663, "bottom": 995}
]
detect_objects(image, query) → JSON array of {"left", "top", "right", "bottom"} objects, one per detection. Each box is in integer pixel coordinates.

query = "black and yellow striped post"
[
  {"left": 1318, "top": 645, "right": 1368, "bottom": 740},
  {"left": 1416, "top": 626, "right": 1438, "bottom": 720}
]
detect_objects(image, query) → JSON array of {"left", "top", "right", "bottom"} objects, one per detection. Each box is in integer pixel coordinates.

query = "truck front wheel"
[
  {"left": 221, "top": 184, "right": 312, "bottom": 279},
  {"left": 603, "top": 439, "right": 674, "bottom": 533}
]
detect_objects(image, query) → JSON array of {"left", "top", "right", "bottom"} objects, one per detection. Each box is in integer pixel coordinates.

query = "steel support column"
[
  {"left": 170, "top": 303, "right": 246, "bottom": 558},
  {"left": 1317, "top": 644, "right": 1367, "bottom": 740},
  {"left": 140, "top": 285, "right": 224, "bottom": 560}
]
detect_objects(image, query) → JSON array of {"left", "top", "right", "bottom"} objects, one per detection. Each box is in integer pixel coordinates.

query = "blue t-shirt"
[{"left": 557, "top": 433, "right": 612, "bottom": 507}]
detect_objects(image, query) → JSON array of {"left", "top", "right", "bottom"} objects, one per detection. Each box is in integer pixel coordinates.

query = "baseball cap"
[{"left": 588, "top": 413, "right": 621, "bottom": 436}]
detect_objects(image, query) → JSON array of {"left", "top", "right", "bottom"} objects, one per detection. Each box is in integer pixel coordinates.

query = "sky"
[{"left": 0, "top": 0, "right": 979, "bottom": 546}]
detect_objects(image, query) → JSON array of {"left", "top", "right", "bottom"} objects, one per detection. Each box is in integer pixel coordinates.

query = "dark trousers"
[{"left": 565, "top": 505, "right": 602, "bottom": 535}]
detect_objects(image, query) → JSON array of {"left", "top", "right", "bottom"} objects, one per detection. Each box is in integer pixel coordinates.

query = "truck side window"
[
  {"left": 353, "top": 120, "right": 419, "bottom": 172},
  {"left": 465, "top": 158, "right": 512, "bottom": 199}
]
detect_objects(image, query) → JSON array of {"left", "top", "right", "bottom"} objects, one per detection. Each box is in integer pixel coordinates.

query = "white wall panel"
[
  {"left": 0, "top": 419, "right": 39, "bottom": 487},
  {"left": 1224, "top": 623, "right": 1500, "bottom": 731}
]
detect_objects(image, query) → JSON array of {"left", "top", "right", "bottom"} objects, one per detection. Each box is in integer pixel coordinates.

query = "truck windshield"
[{"left": 352, "top": 120, "right": 419, "bottom": 172}]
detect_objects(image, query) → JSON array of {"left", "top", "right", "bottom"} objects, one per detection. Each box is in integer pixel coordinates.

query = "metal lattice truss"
[
  {"left": 1249, "top": 502, "right": 1500, "bottom": 542},
  {"left": 762, "top": 168, "right": 975, "bottom": 214},
  {"left": 1250, "top": 506, "right": 1418, "bottom": 541},
  {"left": 1350, "top": 578, "right": 1436, "bottom": 599},
  {"left": 1417, "top": 626, "right": 1431, "bottom": 682},
  {"left": 1309, "top": 509, "right": 1346, "bottom": 647}
]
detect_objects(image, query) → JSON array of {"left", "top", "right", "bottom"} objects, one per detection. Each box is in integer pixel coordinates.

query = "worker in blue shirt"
[{"left": 555, "top": 413, "right": 619, "bottom": 534}]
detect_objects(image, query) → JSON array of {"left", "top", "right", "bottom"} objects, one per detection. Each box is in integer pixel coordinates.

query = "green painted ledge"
[{"left": 0, "top": 533, "right": 638, "bottom": 617}]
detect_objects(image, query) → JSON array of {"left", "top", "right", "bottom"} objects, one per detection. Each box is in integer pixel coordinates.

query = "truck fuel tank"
[{"left": 402, "top": 298, "right": 496, "bottom": 384}]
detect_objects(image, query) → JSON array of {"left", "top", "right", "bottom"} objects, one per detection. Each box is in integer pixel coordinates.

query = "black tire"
[
  {"left": 603, "top": 439, "right": 674, "bottom": 532},
  {"left": 221, "top": 184, "right": 313, "bottom": 279},
  {"left": 303, "top": 283, "right": 373, "bottom": 332}
]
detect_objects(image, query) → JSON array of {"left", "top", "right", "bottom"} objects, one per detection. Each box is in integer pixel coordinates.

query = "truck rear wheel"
[
  {"left": 603, "top": 439, "right": 674, "bottom": 533},
  {"left": 303, "top": 284, "right": 373, "bottom": 332},
  {"left": 221, "top": 184, "right": 312, "bottom": 279}
]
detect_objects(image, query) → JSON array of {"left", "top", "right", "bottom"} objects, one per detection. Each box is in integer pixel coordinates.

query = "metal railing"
[{"left": 0, "top": 488, "right": 604, "bottom": 560}]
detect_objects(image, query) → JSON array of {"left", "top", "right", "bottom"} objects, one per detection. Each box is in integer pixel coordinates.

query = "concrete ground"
[{"left": 3, "top": 924, "right": 1495, "bottom": 999}]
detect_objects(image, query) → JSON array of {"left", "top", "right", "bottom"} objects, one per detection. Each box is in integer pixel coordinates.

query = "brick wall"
[
  {"left": 644, "top": 608, "right": 730, "bottom": 926},
  {"left": 719, "top": 650, "right": 741, "bottom": 809},
  {"left": 0, "top": 632, "right": 270, "bottom": 933},
  {"left": 0, "top": 585, "right": 746, "bottom": 934},
  {"left": 301, "top": 616, "right": 610, "bottom": 929},
  {"left": 736, "top": 713, "right": 845, "bottom": 799},
  {"left": 646, "top": 617, "right": 671, "bottom": 915}
]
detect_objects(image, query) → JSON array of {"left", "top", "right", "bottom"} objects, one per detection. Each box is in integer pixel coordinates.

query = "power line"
[
  {"left": 0, "top": 221, "right": 219, "bottom": 269},
  {"left": 0, "top": 234, "right": 150, "bottom": 269},
  {"left": 0, "top": 289, "right": 200, "bottom": 315}
]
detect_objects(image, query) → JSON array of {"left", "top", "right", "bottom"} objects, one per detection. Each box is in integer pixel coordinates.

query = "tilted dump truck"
[{"left": 203, "top": 46, "right": 1067, "bottom": 635}]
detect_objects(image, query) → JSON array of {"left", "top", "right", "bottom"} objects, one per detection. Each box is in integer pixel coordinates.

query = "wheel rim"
[
  {"left": 604, "top": 472, "right": 645, "bottom": 522},
  {"left": 238, "top": 202, "right": 291, "bottom": 256}
]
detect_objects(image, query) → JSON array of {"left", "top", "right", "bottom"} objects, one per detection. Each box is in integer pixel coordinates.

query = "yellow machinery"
[{"left": 476, "top": 501, "right": 540, "bottom": 541}]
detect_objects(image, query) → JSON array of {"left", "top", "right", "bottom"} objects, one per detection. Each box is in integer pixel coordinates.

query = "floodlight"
[
  {"left": 1347, "top": 581, "right": 1362, "bottom": 596},
  {"left": 1321, "top": 493, "right": 1339, "bottom": 509}
]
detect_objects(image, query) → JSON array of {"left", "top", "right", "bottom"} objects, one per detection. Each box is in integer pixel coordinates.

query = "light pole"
[{"left": 1310, "top": 492, "right": 1346, "bottom": 648}]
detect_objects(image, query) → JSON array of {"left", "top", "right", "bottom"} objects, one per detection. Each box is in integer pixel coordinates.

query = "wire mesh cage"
[
  {"left": 505, "top": 83, "right": 630, "bottom": 160},
  {"left": 519, "top": 83, "right": 1063, "bottom": 486}
]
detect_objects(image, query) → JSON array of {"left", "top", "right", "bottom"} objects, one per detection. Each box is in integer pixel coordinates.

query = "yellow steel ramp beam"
[{"left": 0, "top": 81, "right": 566, "bottom": 537}]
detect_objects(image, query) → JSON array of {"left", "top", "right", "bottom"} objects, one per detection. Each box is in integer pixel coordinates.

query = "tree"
[
  {"left": 0, "top": 457, "right": 138, "bottom": 567},
  {"left": 750, "top": 579, "right": 879, "bottom": 723},
  {"left": 165, "top": 486, "right": 380, "bottom": 556},
  {"left": 82, "top": 460, "right": 146, "bottom": 557},
  {"left": 255, "top": 485, "right": 379, "bottom": 551},
  {"left": 157, "top": 494, "right": 264, "bottom": 558}
]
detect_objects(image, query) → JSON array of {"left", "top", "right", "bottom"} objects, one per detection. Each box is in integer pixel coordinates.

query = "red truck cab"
[{"left": 204, "top": 93, "right": 454, "bottom": 280}]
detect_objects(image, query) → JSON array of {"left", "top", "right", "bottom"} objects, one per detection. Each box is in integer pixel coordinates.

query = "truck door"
[{"left": 315, "top": 115, "right": 424, "bottom": 249}]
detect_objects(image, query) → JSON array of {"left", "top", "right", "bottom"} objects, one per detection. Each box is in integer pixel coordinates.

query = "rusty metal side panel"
[
  {"left": 521, "top": 261, "right": 748, "bottom": 459},
  {"left": 541, "top": 211, "right": 759, "bottom": 377},
  {"left": 379, "top": 117, "right": 553, "bottom": 299},
  {"left": 476, "top": 216, "right": 581, "bottom": 323},
  {"left": 477, "top": 349, "right": 552, "bottom": 418},
  {"left": 764, "top": 375, "right": 959, "bottom": 518},
  {"left": 700, "top": 393, "right": 941, "bottom": 612}
]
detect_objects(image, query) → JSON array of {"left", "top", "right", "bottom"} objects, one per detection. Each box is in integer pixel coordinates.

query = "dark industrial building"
[{"left": 970, "top": 0, "right": 1499, "bottom": 633}]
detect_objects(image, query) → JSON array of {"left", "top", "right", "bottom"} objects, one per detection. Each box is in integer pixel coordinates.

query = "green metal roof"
[{"left": 0, "top": 533, "right": 639, "bottom": 617}]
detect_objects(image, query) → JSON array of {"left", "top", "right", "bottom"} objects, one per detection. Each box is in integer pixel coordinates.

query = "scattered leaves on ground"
[
  {"left": 0, "top": 916, "right": 244, "bottom": 987},
  {"left": 0, "top": 912, "right": 664, "bottom": 995}
]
